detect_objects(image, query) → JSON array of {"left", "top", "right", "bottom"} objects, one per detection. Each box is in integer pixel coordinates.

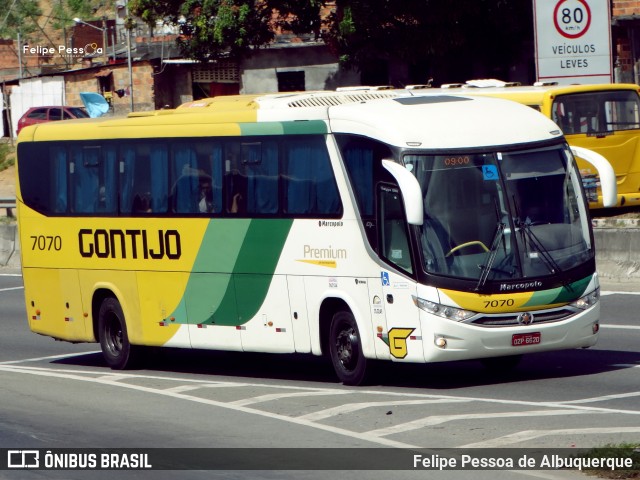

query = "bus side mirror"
[
  {"left": 382, "top": 159, "right": 424, "bottom": 225},
  {"left": 570, "top": 146, "right": 617, "bottom": 208}
]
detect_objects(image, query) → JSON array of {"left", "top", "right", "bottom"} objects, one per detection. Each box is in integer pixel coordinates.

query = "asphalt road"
[{"left": 0, "top": 269, "right": 638, "bottom": 480}]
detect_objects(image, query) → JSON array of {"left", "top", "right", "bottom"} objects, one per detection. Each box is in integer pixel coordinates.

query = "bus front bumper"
[{"left": 419, "top": 302, "right": 600, "bottom": 363}]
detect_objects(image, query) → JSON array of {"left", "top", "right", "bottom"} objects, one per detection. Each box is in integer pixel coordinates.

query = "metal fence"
[{"left": 0, "top": 197, "right": 16, "bottom": 217}]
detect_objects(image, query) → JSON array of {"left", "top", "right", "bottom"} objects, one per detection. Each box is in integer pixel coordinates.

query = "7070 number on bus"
[
  {"left": 484, "top": 299, "right": 515, "bottom": 308},
  {"left": 31, "top": 235, "right": 62, "bottom": 251}
]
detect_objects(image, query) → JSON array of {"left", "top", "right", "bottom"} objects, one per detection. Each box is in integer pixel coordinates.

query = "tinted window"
[
  {"left": 18, "top": 136, "right": 343, "bottom": 219},
  {"left": 48, "top": 108, "right": 63, "bottom": 120},
  {"left": 27, "top": 108, "right": 47, "bottom": 120},
  {"left": 552, "top": 90, "right": 640, "bottom": 135}
]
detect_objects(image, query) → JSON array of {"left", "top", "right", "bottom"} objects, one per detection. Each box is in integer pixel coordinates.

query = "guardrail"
[{"left": 0, "top": 197, "right": 16, "bottom": 217}]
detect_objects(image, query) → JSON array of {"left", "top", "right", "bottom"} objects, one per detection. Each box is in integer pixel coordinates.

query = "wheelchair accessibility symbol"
[{"left": 482, "top": 165, "right": 499, "bottom": 180}]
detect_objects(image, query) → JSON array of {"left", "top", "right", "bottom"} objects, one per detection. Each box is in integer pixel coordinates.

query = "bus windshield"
[
  {"left": 551, "top": 90, "right": 640, "bottom": 135},
  {"left": 405, "top": 144, "right": 592, "bottom": 283}
]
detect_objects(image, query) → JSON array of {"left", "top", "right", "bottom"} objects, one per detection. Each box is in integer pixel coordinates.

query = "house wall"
[
  {"left": 153, "top": 63, "right": 193, "bottom": 109},
  {"left": 613, "top": 0, "right": 640, "bottom": 83},
  {"left": 240, "top": 45, "right": 358, "bottom": 93},
  {"left": 64, "top": 61, "right": 156, "bottom": 115},
  {"left": 9, "top": 76, "right": 65, "bottom": 137}
]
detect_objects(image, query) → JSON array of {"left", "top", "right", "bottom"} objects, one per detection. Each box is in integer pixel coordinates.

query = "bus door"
[{"left": 377, "top": 185, "right": 423, "bottom": 362}]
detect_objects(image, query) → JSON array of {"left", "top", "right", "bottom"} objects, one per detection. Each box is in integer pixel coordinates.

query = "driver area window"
[{"left": 379, "top": 185, "right": 412, "bottom": 274}]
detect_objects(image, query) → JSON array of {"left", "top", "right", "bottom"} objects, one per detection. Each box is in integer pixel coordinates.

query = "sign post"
[{"left": 533, "top": 0, "right": 612, "bottom": 84}]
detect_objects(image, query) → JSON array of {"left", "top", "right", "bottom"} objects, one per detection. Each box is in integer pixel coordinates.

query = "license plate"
[{"left": 512, "top": 332, "right": 541, "bottom": 346}]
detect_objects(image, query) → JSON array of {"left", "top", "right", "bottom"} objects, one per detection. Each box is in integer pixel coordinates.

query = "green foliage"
[
  {"left": 0, "top": 143, "right": 15, "bottom": 172},
  {"left": 50, "top": 0, "right": 100, "bottom": 30},
  {"left": 0, "top": 0, "right": 41, "bottom": 38},
  {"left": 324, "top": 0, "right": 533, "bottom": 81},
  {"left": 175, "top": 0, "right": 275, "bottom": 62},
  {"left": 106, "top": 0, "right": 534, "bottom": 81},
  {"left": 579, "top": 444, "right": 640, "bottom": 479}
]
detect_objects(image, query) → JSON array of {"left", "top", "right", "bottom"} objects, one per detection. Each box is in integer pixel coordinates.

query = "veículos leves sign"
[{"left": 533, "top": 0, "right": 612, "bottom": 85}]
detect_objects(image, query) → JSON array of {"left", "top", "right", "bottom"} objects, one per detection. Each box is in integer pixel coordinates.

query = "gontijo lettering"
[{"left": 78, "top": 229, "right": 181, "bottom": 259}]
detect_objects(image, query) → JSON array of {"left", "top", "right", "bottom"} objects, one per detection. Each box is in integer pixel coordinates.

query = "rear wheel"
[
  {"left": 98, "top": 297, "right": 138, "bottom": 370},
  {"left": 329, "top": 311, "right": 367, "bottom": 385}
]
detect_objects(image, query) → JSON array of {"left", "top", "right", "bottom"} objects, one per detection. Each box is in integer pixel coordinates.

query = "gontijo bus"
[
  {"left": 16, "top": 90, "right": 616, "bottom": 385},
  {"left": 440, "top": 81, "right": 640, "bottom": 209}
]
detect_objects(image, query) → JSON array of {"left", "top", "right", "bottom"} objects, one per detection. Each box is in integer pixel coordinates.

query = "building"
[{"left": 613, "top": 0, "right": 640, "bottom": 82}]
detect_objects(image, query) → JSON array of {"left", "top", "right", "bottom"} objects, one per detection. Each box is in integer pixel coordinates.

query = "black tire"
[
  {"left": 98, "top": 296, "right": 138, "bottom": 370},
  {"left": 329, "top": 311, "right": 367, "bottom": 385},
  {"left": 481, "top": 354, "right": 523, "bottom": 372}
]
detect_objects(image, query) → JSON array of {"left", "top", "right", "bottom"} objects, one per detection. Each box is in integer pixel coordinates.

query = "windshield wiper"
[
  {"left": 516, "top": 217, "right": 564, "bottom": 277},
  {"left": 475, "top": 222, "right": 506, "bottom": 290}
]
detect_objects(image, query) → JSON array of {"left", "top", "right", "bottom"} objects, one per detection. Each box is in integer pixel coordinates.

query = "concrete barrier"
[
  {"left": 0, "top": 224, "right": 19, "bottom": 267},
  {"left": 0, "top": 224, "right": 638, "bottom": 285}
]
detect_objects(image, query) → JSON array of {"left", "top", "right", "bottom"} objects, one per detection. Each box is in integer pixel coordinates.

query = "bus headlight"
[
  {"left": 570, "top": 288, "right": 600, "bottom": 310},
  {"left": 412, "top": 296, "right": 475, "bottom": 322}
]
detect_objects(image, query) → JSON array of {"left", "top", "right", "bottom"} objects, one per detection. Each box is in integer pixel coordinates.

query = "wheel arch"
[
  {"left": 318, "top": 295, "right": 375, "bottom": 359},
  {"left": 91, "top": 288, "right": 118, "bottom": 343}
]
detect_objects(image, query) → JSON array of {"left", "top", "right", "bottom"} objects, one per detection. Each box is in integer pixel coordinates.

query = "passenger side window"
[
  {"left": 121, "top": 143, "right": 169, "bottom": 214},
  {"left": 28, "top": 108, "right": 48, "bottom": 120},
  {"left": 170, "top": 142, "right": 223, "bottom": 214},
  {"left": 283, "top": 137, "right": 341, "bottom": 215},
  {"left": 69, "top": 146, "right": 117, "bottom": 214}
]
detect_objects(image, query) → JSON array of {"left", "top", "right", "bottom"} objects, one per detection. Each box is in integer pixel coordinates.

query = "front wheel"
[
  {"left": 98, "top": 296, "right": 139, "bottom": 370},
  {"left": 329, "top": 311, "right": 367, "bottom": 385}
]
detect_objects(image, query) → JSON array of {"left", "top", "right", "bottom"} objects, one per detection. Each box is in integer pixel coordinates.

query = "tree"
[
  {"left": 129, "top": 0, "right": 322, "bottom": 62},
  {"left": 323, "top": 0, "right": 534, "bottom": 84},
  {"left": 0, "top": 0, "right": 42, "bottom": 39},
  {"left": 128, "top": 0, "right": 533, "bottom": 83}
]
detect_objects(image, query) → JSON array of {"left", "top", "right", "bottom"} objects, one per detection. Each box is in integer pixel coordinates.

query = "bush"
[{"left": 0, "top": 143, "right": 15, "bottom": 171}]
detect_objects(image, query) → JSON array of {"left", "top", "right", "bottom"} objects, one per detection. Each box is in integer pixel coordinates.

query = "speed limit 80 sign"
[
  {"left": 534, "top": 0, "right": 611, "bottom": 84},
  {"left": 553, "top": 0, "right": 591, "bottom": 39}
]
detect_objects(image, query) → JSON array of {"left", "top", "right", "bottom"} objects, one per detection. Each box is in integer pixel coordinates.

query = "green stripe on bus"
[
  {"left": 523, "top": 275, "right": 592, "bottom": 307},
  {"left": 177, "top": 219, "right": 293, "bottom": 327},
  {"left": 239, "top": 121, "right": 327, "bottom": 136}
]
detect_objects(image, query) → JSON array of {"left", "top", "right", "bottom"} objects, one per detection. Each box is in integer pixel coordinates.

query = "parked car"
[{"left": 17, "top": 106, "right": 89, "bottom": 135}]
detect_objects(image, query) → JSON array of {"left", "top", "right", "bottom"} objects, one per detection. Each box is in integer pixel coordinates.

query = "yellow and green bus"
[
  {"left": 440, "top": 81, "right": 640, "bottom": 209},
  {"left": 16, "top": 90, "right": 615, "bottom": 385}
]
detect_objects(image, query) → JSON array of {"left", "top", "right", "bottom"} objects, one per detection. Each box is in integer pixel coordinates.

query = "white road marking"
[
  {"left": 366, "top": 410, "right": 592, "bottom": 438},
  {"left": 601, "top": 290, "right": 640, "bottom": 296},
  {"left": 461, "top": 426, "right": 640, "bottom": 448},
  {"left": 2, "top": 352, "right": 640, "bottom": 450},
  {"left": 0, "top": 364, "right": 419, "bottom": 449},
  {"left": 0, "top": 273, "right": 21, "bottom": 277},
  {"left": 165, "top": 384, "right": 250, "bottom": 393},
  {"left": 3, "top": 355, "right": 640, "bottom": 414},
  {"left": 560, "top": 390, "right": 640, "bottom": 404},
  {"left": 0, "top": 352, "right": 101, "bottom": 365},
  {"left": 0, "top": 286, "right": 23, "bottom": 292},
  {"left": 230, "top": 390, "right": 351, "bottom": 406},
  {"left": 299, "top": 399, "right": 470, "bottom": 422},
  {"left": 601, "top": 324, "right": 640, "bottom": 330}
]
